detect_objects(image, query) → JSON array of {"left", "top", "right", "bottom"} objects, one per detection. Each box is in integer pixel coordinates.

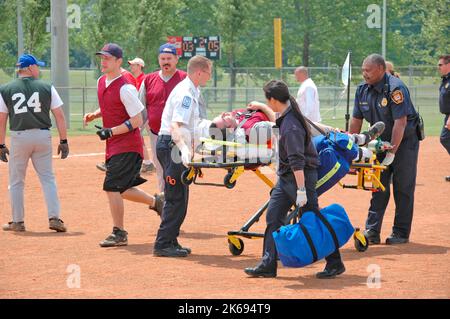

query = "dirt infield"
[{"left": 0, "top": 135, "right": 449, "bottom": 299}]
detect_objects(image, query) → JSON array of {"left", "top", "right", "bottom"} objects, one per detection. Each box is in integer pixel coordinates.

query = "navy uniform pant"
[
  {"left": 260, "top": 169, "right": 342, "bottom": 270},
  {"left": 440, "top": 114, "right": 450, "bottom": 155},
  {"left": 366, "top": 134, "right": 420, "bottom": 238},
  {"left": 154, "top": 135, "right": 189, "bottom": 250}
]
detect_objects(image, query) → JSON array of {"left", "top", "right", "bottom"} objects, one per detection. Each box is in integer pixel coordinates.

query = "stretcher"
[{"left": 181, "top": 134, "right": 386, "bottom": 256}]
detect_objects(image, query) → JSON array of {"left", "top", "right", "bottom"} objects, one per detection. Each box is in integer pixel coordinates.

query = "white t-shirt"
[
  {"left": 98, "top": 75, "right": 144, "bottom": 118},
  {"left": 296, "top": 78, "right": 321, "bottom": 123},
  {"left": 0, "top": 85, "right": 63, "bottom": 113}
]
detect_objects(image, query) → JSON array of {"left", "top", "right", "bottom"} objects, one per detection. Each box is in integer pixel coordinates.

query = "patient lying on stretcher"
[{"left": 198, "top": 101, "right": 392, "bottom": 164}]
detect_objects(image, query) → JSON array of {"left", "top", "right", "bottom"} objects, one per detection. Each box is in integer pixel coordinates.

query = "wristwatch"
[{"left": 297, "top": 186, "right": 306, "bottom": 192}]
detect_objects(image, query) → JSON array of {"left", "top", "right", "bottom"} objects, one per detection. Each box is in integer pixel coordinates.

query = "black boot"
[{"left": 244, "top": 263, "right": 277, "bottom": 278}]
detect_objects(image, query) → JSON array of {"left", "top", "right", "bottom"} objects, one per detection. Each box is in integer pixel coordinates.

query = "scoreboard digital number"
[{"left": 167, "top": 36, "right": 221, "bottom": 60}]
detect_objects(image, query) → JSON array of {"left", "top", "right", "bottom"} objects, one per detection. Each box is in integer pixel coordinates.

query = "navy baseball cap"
[
  {"left": 16, "top": 54, "right": 45, "bottom": 68},
  {"left": 96, "top": 43, "right": 123, "bottom": 59},
  {"left": 159, "top": 43, "right": 177, "bottom": 55}
]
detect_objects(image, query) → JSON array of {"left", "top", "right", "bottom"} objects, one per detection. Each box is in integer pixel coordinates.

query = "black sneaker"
[
  {"left": 173, "top": 239, "right": 191, "bottom": 254},
  {"left": 96, "top": 162, "right": 107, "bottom": 172},
  {"left": 2, "top": 221, "right": 25, "bottom": 232},
  {"left": 99, "top": 227, "right": 128, "bottom": 247},
  {"left": 316, "top": 263, "right": 346, "bottom": 279},
  {"left": 366, "top": 121, "right": 385, "bottom": 140},
  {"left": 49, "top": 218, "right": 67, "bottom": 232},
  {"left": 150, "top": 192, "right": 164, "bottom": 216},
  {"left": 386, "top": 233, "right": 409, "bottom": 245},
  {"left": 244, "top": 263, "right": 277, "bottom": 278},
  {"left": 364, "top": 229, "right": 381, "bottom": 245},
  {"left": 153, "top": 245, "right": 188, "bottom": 257},
  {"left": 140, "top": 163, "right": 156, "bottom": 174}
]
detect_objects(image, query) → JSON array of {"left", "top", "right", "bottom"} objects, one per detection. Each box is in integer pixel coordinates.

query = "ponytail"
[{"left": 289, "top": 95, "right": 312, "bottom": 146}]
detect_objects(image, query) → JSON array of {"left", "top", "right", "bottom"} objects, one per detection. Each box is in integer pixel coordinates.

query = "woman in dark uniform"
[{"left": 244, "top": 80, "right": 345, "bottom": 279}]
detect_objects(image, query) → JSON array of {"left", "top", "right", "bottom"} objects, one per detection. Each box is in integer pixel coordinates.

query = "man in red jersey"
[
  {"left": 139, "top": 43, "right": 187, "bottom": 193},
  {"left": 128, "top": 57, "right": 146, "bottom": 90},
  {"left": 97, "top": 56, "right": 156, "bottom": 174},
  {"left": 84, "top": 43, "right": 163, "bottom": 247}
]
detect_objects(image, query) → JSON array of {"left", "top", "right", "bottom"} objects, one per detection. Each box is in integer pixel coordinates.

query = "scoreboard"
[{"left": 167, "top": 36, "right": 221, "bottom": 60}]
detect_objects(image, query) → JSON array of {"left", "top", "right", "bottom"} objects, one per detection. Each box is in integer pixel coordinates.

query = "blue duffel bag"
[
  {"left": 273, "top": 203, "right": 354, "bottom": 268},
  {"left": 313, "top": 132, "right": 359, "bottom": 196}
]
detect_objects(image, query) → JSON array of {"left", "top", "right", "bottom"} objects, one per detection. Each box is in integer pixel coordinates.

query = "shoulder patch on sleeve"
[
  {"left": 182, "top": 96, "right": 192, "bottom": 109},
  {"left": 391, "top": 90, "right": 404, "bottom": 105}
]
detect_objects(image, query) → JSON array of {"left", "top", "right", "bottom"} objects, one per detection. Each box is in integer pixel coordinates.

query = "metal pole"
[
  {"left": 51, "top": 0, "right": 70, "bottom": 128},
  {"left": 17, "top": 0, "right": 24, "bottom": 57},
  {"left": 81, "top": 88, "right": 85, "bottom": 129},
  {"left": 382, "top": 0, "right": 386, "bottom": 57},
  {"left": 345, "top": 51, "right": 351, "bottom": 132}
]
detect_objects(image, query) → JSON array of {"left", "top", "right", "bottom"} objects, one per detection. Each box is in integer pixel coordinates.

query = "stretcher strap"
[
  {"left": 304, "top": 117, "right": 328, "bottom": 137},
  {"left": 235, "top": 110, "right": 257, "bottom": 131},
  {"left": 299, "top": 223, "right": 318, "bottom": 263}
]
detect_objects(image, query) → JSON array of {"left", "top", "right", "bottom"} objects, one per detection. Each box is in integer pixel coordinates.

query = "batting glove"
[
  {"left": 0, "top": 144, "right": 9, "bottom": 162},
  {"left": 57, "top": 140, "right": 69, "bottom": 159},
  {"left": 381, "top": 151, "right": 395, "bottom": 166},
  {"left": 296, "top": 187, "right": 307, "bottom": 207},
  {"left": 95, "top": 125, "right": 113, "bottom": 140}
]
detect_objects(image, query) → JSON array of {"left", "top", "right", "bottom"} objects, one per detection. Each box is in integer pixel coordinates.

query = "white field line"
[{"left": 52, "top": 152, "right": 105, "bottom": 159}]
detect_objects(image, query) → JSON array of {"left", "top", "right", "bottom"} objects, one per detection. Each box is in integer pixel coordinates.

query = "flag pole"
[{"left": 345, "top": 50, "right": 351, "bottom": 131}]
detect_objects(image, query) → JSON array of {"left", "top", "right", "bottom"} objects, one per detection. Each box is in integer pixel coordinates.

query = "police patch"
[
  {"left": 182, "top": 96, "right": 192, "bottom": 109},
  {"left": 391, "top": 90, "right": 404, "bottom": 105}
]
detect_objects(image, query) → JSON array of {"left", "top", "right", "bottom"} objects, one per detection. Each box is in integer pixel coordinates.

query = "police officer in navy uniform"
[
  {"left": 437, "top": 54, "right": 450, "bottom": 181},
  {"left": 350, "top": 54, "right": 421, "bottom": 245},
  {"left": 244, "top": 80, "right": 346, "bottom": 279},
  {"left": 153, "top": 55, "right": 212, "bottom": 257}
]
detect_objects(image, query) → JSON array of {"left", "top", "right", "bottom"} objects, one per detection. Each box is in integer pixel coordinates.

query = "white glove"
[
  {"left": 179, "top": 144, "right": 191, "bottom": 168},
  {"left": 381, "top": 152, "right": 395, "bottom": 166},
  {"left": 296, "top": 187, "right": 307, "bottom": 207}
]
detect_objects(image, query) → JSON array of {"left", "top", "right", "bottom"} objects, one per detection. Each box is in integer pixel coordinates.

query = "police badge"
[{"left": 381, "top": 97, "right": 388, "bottom": 107}]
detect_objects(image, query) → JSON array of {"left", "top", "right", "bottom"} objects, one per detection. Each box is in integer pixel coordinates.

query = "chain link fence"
[{"left": 0, "top": 66, "right": 444, "bottom": 135}]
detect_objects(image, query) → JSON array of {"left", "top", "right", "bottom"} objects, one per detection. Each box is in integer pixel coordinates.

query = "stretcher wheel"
[
  {"left": 181, "top": 169, "right": 194, "bottom": 185},
  {"left": 228, "top": 238, "right": 244, "bottom": 256},
  {"left": 354, "top": 229, "right": 369, "bottom": 252},
  {"left": 224, "top": 173, "right": 237, "bottom": 189}
]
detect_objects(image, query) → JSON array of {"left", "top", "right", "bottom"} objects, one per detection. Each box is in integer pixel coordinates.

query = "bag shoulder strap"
[
  {"left": 299, "top": 223, "right": 318, "bottom": 263},
  {"left": 312, "top": 208, "right": 340, "bottom": 251},
  {"left": 304, "top": 116, "right": 328, "bottom": 137}
]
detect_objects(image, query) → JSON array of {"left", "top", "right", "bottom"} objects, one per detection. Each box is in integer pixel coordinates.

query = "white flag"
[{"left": 341, "top": 52, "right": 351, "bottom": 86}]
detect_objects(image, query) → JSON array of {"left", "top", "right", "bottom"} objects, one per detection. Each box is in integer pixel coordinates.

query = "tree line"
[{"left": 0, "top": 0, "right": 448, "bottom": 74}]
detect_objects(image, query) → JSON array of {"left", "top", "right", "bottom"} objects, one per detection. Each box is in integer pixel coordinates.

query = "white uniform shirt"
[
  {"left": 159, "top": 77, "right": 212, "bottom": 149},
  {"left": 296, "top": 78, "right": 321, "bottom": 123},
  {"left": 159, "top": 77, "right": 201, "bottom": 136}
]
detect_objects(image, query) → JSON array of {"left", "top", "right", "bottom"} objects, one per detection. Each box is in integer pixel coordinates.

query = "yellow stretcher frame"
[
  {"left": 339, "top": 155, "right": 387, "bottom": 192},
  {"left": 182, "top": 138, "right": 377, "bottom": 256}
]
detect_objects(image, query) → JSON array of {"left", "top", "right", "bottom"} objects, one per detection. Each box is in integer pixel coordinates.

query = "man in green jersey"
[{"left": 0, "top": 54, "right": 69, "bottom": 232}]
